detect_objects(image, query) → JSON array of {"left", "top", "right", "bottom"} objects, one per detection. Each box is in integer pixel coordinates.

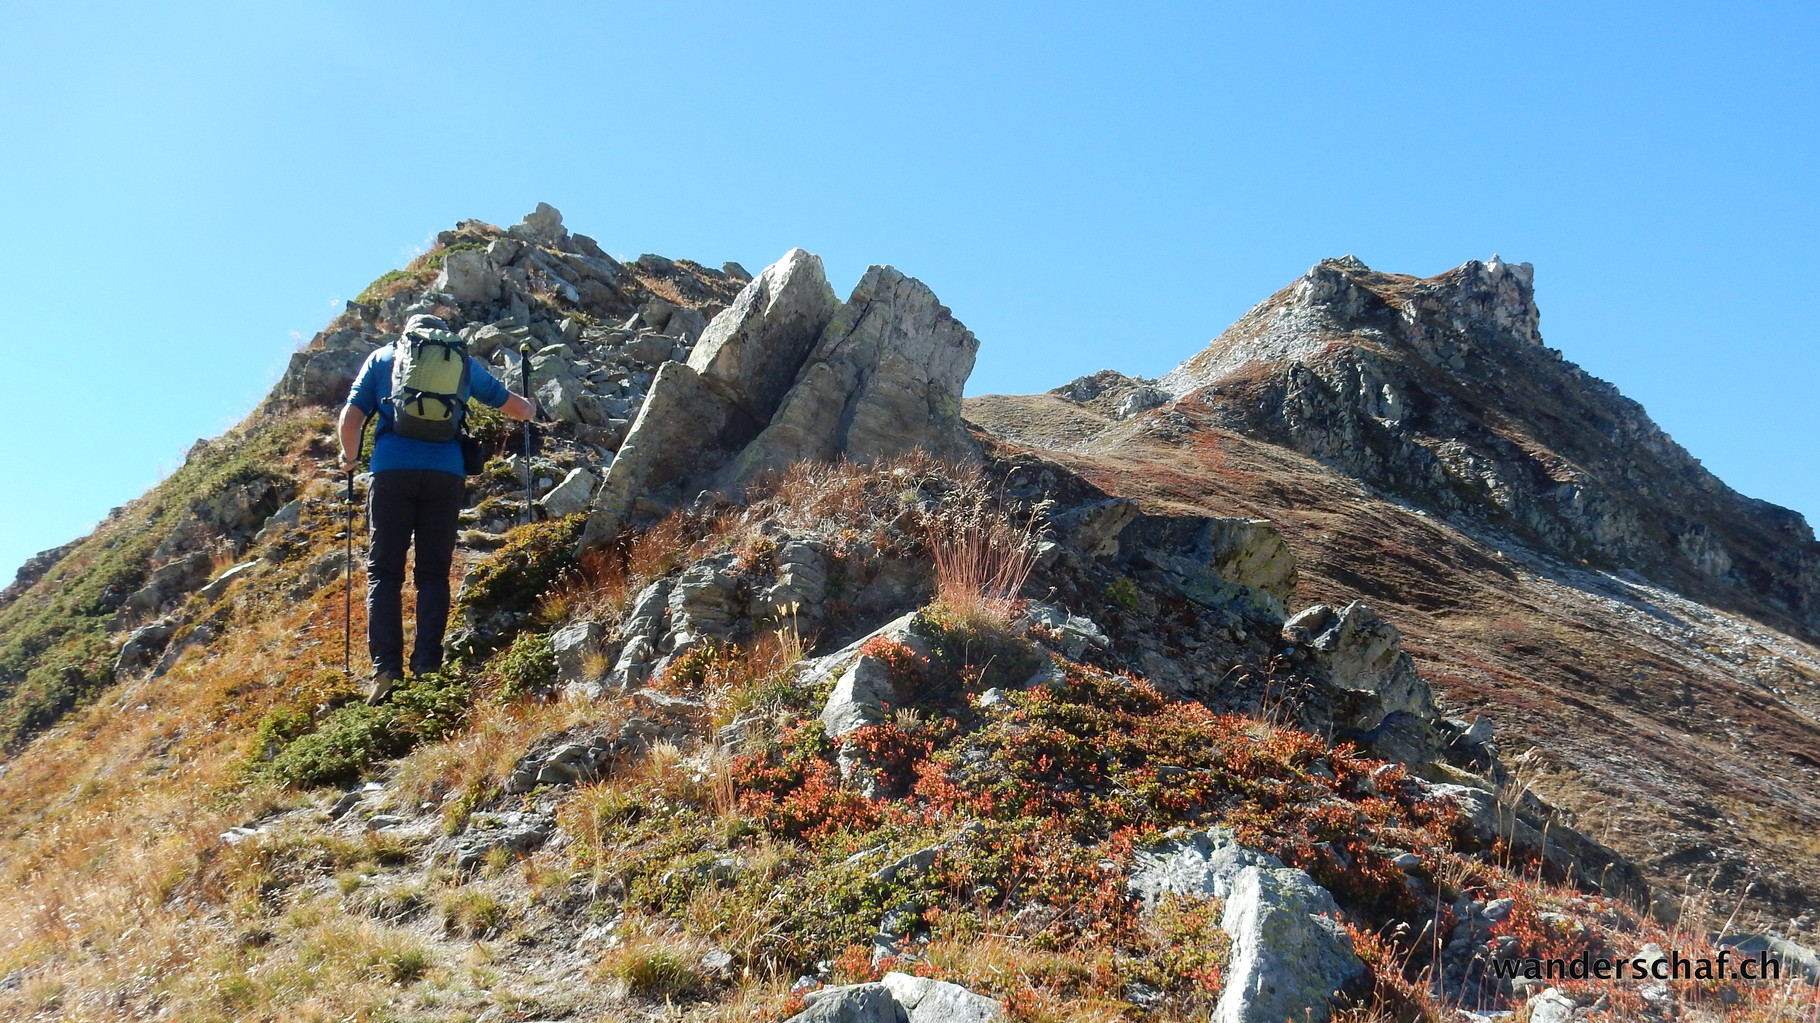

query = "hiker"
[{"left": 338, "top": 313, "right": 535, "bottom": 702}]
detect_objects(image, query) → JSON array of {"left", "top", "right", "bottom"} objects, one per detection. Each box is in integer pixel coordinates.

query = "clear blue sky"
[{"left": 2, "top": 2, "right": 1815, "bottom": 580}]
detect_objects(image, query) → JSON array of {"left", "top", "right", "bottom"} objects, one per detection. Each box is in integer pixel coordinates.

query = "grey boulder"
[
  {"left": 539, "top": 467, "right": 598, "bottom": 519},
  {"left": 789, "top": 983, "right": 904, "bottom": 1023},
  {"left": 1215, "top": 866, "right": 1367, "bottom": 1023},
  {"left": 881, "top": 972, "right": 1003, "bottom": 1023},
  {"left": 1129, "top": 827, "right": 1286, "bottom": 910},
  {"left": 1282, "top": 601, "right": 1435, "bottom": 729}
]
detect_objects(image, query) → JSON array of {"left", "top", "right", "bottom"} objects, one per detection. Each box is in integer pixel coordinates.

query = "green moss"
[
  {"left": 264, "top": 704, "right": 405, "bottom": 789},
  {"left": 354, "top": 268, "right": 432, "bottom": 307},
  {"left": 491, "top": 631, "right": 556, "bottom": 700},
  {"left": 450, "top": 514, "right": 584, "bottom": 657},
  {"left": 1106, "top": 576, "right": 1140, "bottom": 611},
  {"left": 261, "top": 673, "right": 473, "bottom": 788},
  {"left": 250, "top": 705, "right": 313, "bottom": 763}
]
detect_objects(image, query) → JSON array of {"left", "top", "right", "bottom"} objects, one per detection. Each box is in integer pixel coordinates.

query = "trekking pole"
[
  {"left": 343, "top": 466, "right": 355, "bottom": 675},
  {"left": 519, "top": 343, "right": 534, "bottom": 525},
  {"left": 342, "top": 415, "right": 368, "bottom": 676}
]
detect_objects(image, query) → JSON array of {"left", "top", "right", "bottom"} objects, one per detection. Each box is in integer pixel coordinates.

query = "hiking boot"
[{"left": 366, "top": 669, "right": 399, "bottom": 705}]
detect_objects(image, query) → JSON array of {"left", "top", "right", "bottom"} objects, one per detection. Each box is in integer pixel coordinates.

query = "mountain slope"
[
  {"left": 965, "top": 255, "right": 1820, "bottom": 920},
  {"left": 0, "top": 216, "right": 1815, "bottom": 1023}
]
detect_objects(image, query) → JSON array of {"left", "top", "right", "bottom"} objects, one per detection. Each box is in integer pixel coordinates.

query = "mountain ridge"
[{"left": 0, "top": 206, "right": 1815, "bottom": 1022}]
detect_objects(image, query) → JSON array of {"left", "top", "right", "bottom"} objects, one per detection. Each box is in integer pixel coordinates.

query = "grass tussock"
[{"left": 923, "top": 470, "right": 1046, "bottom": 630}]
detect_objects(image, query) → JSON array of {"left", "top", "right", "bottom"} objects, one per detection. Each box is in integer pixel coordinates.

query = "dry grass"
[
  {"left": 594, "top": 916, "right": 714, "bottom": 999},
  {"left": 923, "top": 469, "right": 1046, "bottom": 629},
  {"left": 388, "top": 693, "right": 622, "bottom": 812}
]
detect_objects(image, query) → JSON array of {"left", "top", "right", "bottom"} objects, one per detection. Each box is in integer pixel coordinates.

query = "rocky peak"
[
  {"left": 1162, "top": 255, "right": 1541, "bottom": 397},
  {"left": 1158, "top": 256, "right": 1820, "bottom": 641}
]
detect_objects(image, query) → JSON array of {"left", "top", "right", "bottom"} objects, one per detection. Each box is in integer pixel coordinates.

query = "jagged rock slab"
[
  {"left": 790, "top": 984, "right": 904, "bottom": 1023},
  {"left": 881, "top": 972, "right": 1004, "bottom": 1023},
  {"left": 1282, "top": 601, "right": 1435, "bottom": 730},
  {"left": 818, "top": 613, "right": 931, "bottom": 738},
  {"left": 688, "top": 248, "right": 839, "bottom": 421},
  {"left": 790, "top": 974, "right": 1002, "bottom": 1023},
  {"left": 725, "top": 265, "right": 981, "bottom": 487},
  {"left": 580, "top": 361, "right": 738, "bottom": 548},
  {"left": 1215, "top": 865, "right": 1367, "bottom": 1023}
]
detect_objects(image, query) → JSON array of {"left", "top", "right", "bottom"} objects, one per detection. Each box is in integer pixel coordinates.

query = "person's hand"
[{"left": 339, "top": 452, "right": 359, "bottom": 475}]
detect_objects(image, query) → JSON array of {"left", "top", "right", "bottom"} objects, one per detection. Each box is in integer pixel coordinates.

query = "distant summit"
[{"left": 1161, "top": 255, "right": 1820, "bottom": 642}]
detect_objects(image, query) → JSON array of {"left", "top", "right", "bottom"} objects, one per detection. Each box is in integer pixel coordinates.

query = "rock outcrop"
[
  {"left": 687, "top": 248, "right": 840, "bottom": 422},
  {"left": 725, "top": 265, "right": 980, "bottom": 485},
  {"left": 1161, "top": 255, "right": 1820, "bottom": 642},
  {"left": 580, "top": 253, "right": 981, "bottom": 551},
  {"left": 789, "top": 973, "right": 1003, "bottom": 1023},
  {"left": 1215, "top": 865, "right": 1368, "bottom": 1023}
]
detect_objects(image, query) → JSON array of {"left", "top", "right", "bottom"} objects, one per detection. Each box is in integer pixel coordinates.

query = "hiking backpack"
[{"left": 386, "top": 327, "right": 471, "bottom": 442}]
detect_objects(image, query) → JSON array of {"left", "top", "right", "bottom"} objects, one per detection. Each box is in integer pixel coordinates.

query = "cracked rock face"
[
  {"left": 582, "top": 253, "right": 983, "bottom": 551},
  {"left": 1215, "top": 865, "right": 1367, "bottom": 1023},
  {"left": 687, "top": 247, "right": 839, "bottom": 422},
  {"left": 1282, "top": 601, "right": 1436, "bottom": 730},
  {"left": 727, "top": 264, "right": 980, "bottom": 486}
]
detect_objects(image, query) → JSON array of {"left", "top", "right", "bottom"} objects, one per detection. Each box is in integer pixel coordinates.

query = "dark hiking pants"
[{"left": 366, "top": 469, "right": 465, "bottom": 677}]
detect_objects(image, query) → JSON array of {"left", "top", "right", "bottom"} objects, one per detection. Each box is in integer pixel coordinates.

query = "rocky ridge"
[
  {"left": 1161, "top": 255, "right": 1820, "bottom": 643},
  {"left": 0, "top": 211, "right": 1814, "bottom": 1023}
]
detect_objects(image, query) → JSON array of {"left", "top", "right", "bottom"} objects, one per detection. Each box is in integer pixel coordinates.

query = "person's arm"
[
  {"left": 338, "top": 405, "right": 368, "bottom": 473},
  {"left": 500, "top": 392, "right": 536, "bottom": 421},
  {"left": 470, "top": 357, "right": 536, "bottom": 421}
]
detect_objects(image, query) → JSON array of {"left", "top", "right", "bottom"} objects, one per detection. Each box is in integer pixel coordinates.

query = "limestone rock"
[
  {"left": 728, "top": 265, "right": 980, "bottom": 486},
  {"left": 687, "top": 248, "right": 839, "bottom": 421},
  {"left": 810, "top": 612, "right": 928, "bottom": 738},
  {"left": 549, "top": 620, "right": 603, "bottom": 688},
  {"left": 1716, "top": 933, "right": 1820, "bottom": 984},
  {"left": 822, "top": 652, "right": 904, "bottom": 738},
  {"left": 539, "top": 467, "right": 598, "bottom": 519},
  {"left": 434, "top": 248, "right": 502, "bottom": 305},
  {"left": 1117, "top": 384, "right": 1169, "bottom": 418},
  {"left": 199, "top": 559, "right": 259, "bottom": 601},
  {"left": 881, "top": 972, "right": 1004, "bottom": 1023},
  {"left": 1215, "top": 865, "right": 1367, "bottom": 1023},
  {"left": 277, "top": 346, "right": 370, "bottom": 406},
  {"left": 790, "top": 974, "right": 1001, "bottom": 1023},
  {"left": 1129, "top": 827, "right": 1286, "bottom": 910},
  {"left": 789, "top": 983, "right": 903, "bottom": 1023},
  {"left": 446, "top": 811, "right": 555, "bottom": 868},
  {"left": 1049, "top": 498, "right": 1138, "bottom": 558},
  {"left": 115, "top": 618, "right": 178, "bottom": 675},
  {"left": 253, "top": 499, "right": 303, "bottom": 544},
  {"left": 1420, "top": 782, "right": 1645, "bottom": 900},
  {"left": 580, "top": 362, "right": 738, "bottom": 550},
  {"left": 1283, "top": 602, "right": 1434, "bottom": 729},
  {"left": 753, "top": 540, "right": 828, "bottom": 624},
  {"left": 666, "top": 555, "right": 743, "bottom": 652},
  {"left": 1203, "top": 519, "right": 1298, "bottom": 601},
  {"left": 1525, "top": 988, "right": 1577, "bottom": 1023},
  {"left": 506, "top": 202, "right": 567, "bottom": 247},
  {"left": 531, "top": 353, "right": 587, "bottom": 423},
  {"left": 1025, "top": 602, "right": 1108, "bottom": 659},
  {"left": 610, "top": 579, "right": 672, "bottom": 689}
]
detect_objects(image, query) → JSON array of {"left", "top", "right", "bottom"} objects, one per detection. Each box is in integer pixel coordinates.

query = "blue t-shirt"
[{"left": 348, "top": 346, "right": 510, "bottom": 477}]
